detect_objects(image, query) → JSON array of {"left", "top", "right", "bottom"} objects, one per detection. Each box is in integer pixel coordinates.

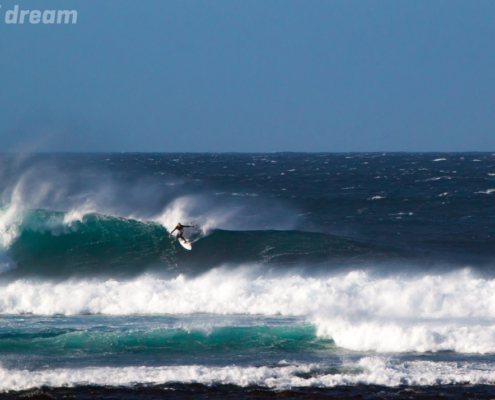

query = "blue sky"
[{"left": 0, "top": 0, "right": 494, "bottom": 152}]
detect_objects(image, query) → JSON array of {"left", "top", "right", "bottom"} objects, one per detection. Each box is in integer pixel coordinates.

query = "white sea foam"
[
  {"left": 476, "top": 189, "right": 495, "bottom": 194},
  {"left": 315, "top": 318, "right": 495, "bottom": 353},
  {"left": 0, "top": 204, "right": 74, "bottom": 250},
  {"left": 0, "top": 205, "right": 21, "bottom": 249},
  {"left": 63, "top": 200, "right": 99, "bottom": 224},
  {"left": 2, "top": 269, "right": 495, "bottom": 353},
  {"left": 1, "top": 358, "right": 495, "bottom": 392},
  {"left": 154, "top": 196, "right": 237, "bottom": 235}
]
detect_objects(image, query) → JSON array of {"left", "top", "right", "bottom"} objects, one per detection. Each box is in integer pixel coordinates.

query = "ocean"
[{"left": 1, "top": 152, "right": 495, "bottom": 399}]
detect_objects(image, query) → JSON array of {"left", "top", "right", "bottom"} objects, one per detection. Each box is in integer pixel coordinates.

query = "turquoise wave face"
[
  {"left": 3, "top": 209, "right": 397, "bottom": 279},
  {"left": 5, "top": 210, "right": 172, "bottom": 279},
  {"left": 0, "top": 324, "right": 333, "bottom": 356}
]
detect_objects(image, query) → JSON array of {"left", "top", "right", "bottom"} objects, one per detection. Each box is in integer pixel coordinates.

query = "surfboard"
[{"left": 179, "top": 237, "right": 192, "bottom": 250}]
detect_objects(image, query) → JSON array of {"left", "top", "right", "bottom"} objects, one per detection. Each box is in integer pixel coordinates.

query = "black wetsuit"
[{"left": 170, "top": 225, "right": 192, "bottom": 242}]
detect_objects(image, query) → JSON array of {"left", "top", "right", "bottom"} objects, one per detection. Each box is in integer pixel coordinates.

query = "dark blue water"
[{"left": 1, "top": 153, "right": 495, "bottom": 398}]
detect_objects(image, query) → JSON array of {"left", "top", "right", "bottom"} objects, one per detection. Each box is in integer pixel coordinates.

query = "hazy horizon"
[{"left": 1, "top": 0, "right": 494, "bottom": 152}]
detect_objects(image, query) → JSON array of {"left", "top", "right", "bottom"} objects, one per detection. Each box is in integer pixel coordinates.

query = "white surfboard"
[{"left": 179, "top": 237, "right": 192, "bottom": 250}]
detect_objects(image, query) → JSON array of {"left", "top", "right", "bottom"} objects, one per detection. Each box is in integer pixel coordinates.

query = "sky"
[{"left": 0, "top": 0, "right": 494, "bottom": 152}]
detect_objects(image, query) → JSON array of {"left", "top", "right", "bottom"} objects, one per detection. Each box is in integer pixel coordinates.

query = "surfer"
[{"left": 169, "top": 222, "right": 194, "bottom": 243}]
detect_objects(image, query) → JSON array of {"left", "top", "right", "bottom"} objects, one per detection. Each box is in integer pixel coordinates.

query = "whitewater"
[
  {"left": 2, "top": 269, "right": 495, "bottom": 354},
  {"left": 1, "top": 152, "right": 495, "bottom": 399}
]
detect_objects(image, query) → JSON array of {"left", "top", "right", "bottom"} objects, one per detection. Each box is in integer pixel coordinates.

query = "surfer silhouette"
[{"left": 169, "top": 222, "right": 194, "bottom": 243}]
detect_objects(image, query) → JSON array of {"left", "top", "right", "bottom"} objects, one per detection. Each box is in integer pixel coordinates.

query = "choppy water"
[{"left": 1, "top": 153, "right": 495, "bottom": 398}]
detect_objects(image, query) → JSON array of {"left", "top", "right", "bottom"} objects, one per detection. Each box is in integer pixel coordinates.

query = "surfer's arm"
[{"left": 169, "top": 227, "right": 177, "bottom": 238}]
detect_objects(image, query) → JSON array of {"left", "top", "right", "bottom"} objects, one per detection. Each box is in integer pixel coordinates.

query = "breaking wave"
[
  {"left": 0, "top": 207, "right": 395, "bottom": 279},
  {"left": 1, "top": 358, "right": 495, "bottom": 392},
  {"left": 2, "top": 268, "right": 495, "bottom": 354}
]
